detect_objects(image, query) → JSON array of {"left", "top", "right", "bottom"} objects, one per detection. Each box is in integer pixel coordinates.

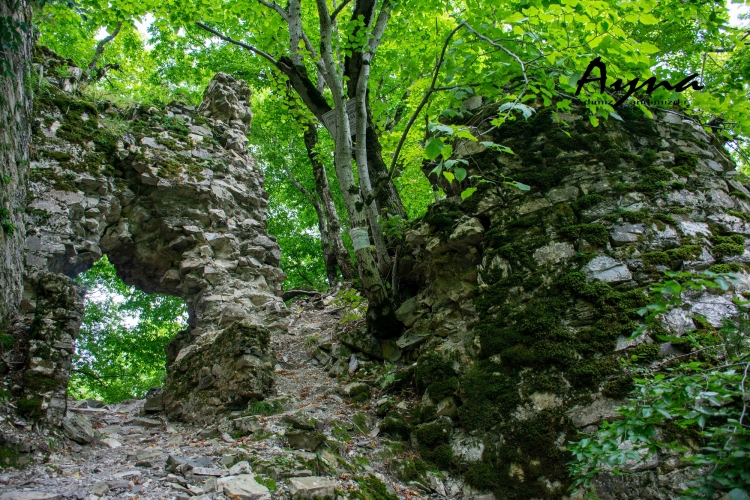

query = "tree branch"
[
  {"left": 257, "top": 0, "right": 288, "bottom": 20},
  {"left": 388, "top": 23, "right": 464, "bottom": 179},
  {"left": 331, "top": 0, "right": 353, "bottom": 20},
  {"left": 195, "top": 22, "right": 280, "bottom": 67},
  {"left": 461, "top": 22, "right": 528, "bottom": 122},
  {"left": 82, "top": 21, "right": 123, "bottom": 82}
]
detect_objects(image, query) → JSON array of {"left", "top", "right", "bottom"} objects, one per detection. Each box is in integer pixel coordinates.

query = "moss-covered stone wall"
[
  {"left": 0, "top": 0, "right": 33, "bottom": 326},
  {"left": 388, "top": 103, "right": 749, "bottom": 499},
  {"left": 1, "top": 47, "right": 289, "bottom": 426}
]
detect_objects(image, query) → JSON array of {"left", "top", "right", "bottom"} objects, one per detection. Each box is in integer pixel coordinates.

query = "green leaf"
[
  {"left": 728, "top": 489, "right": 750, "bottom": 500},
  {"left": 506, "top": 181, "right": 531, "bottom": 191},
  {"left": 461, "top": 187, "right": 477, "bottom": 200},
  {"left": 424, "top": 137, "right": 444, "bottom": 160},
  {"left": 454, "top": 167, "right": 467, "bottom": 182},
  {"left": 443, "top": 171, "right": 455, "bottom": 182},
  {"left": 589, "top": 115, "right": 600, "bottom": 127}
]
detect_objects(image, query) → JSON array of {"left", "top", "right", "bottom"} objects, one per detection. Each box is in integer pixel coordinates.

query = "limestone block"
[
  {"left": 288, "top": 477, "right": 336, "bottom": 499},
  {"left": 221, "top": 475, "right": 270, "bottom": 500},
  {"left": 61, "top": 412, "right": 95, "bottom": 444},
  {"left": 583, "top": 255, "right": 632, "bottom": 283}
]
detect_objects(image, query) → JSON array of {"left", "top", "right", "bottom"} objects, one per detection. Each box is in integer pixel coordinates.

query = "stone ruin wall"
[
  {"left": 0, "top": 0, "right": 33, "bottom": 325},
  {"left": 2, "top": 47, "right": 289, "bottom": 427},
  {"left": 379, "top": 103, "right": 750, "bottom": 499}
]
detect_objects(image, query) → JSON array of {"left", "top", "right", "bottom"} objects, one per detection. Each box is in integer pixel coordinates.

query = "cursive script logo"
[{"left": 575, "top": 56, "right": 704, "bottom": 107}]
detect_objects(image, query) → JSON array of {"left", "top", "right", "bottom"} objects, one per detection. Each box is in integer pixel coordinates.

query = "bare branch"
[
  {"left": 331, "top": 0, "right": 353, "bottom": 20},
  {"left": 388, "top": 23, "right": 464, "bottom": 179},
  {"left": 195, "top": 22, "right": 280, "bottom": 67},
  {"left": 461, "top": 22, "right": 528, "bottom": 122},
  {"left": 257, "top": 0, "right": 288, "bottom": 20},
  {"left": 82, "top": 21, "right": 123, "bottom": 82}
]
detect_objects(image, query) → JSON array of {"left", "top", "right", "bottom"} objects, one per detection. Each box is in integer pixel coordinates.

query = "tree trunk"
[
  {"left": 315, "top": 0, "right": 400, "bottom": 337},
  {"left": 303, "top": 123, "right": 357, "bottom": 281}
]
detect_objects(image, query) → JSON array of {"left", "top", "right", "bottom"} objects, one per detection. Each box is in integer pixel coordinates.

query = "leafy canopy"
[{"left": 71, "top": 256, "right": 188, "bottom": 403}]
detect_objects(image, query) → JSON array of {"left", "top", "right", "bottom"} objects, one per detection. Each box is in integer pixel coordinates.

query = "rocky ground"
[{"left": 0, "top": 292, "right": 491, "bottom": 500}]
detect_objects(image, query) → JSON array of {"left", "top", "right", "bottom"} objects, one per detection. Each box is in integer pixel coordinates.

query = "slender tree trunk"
[
  {"left": 81, "top": 22, "right": 123, "bottom": 82},
  {"left": 315, "top": 0, "right": 399, "bottom": 337},
  {"left": 283, "top": 164, "right": 339, "bottom": 287},
  {"left": 315, "top": 200, "right": 339, "bottom": 286},
  {"left": 303, "top": 123, "right": 357, "bottom": 281}
]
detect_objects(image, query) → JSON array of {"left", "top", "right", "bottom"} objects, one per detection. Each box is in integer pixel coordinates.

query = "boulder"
[
  {"left": 61, "top": 412, "right": 94, "bottom": 444},
  {"left": 144, "top": 387, "right": 164, "bottom": 413},
  {"left": 221, "top": 474, "right": 271, "bottom": 500},
  {"left": 288, "top": 476, "right": 337, "bottom": 499},
  {"left": 286, "top": 431, "right": 325, "bottom": 451}
]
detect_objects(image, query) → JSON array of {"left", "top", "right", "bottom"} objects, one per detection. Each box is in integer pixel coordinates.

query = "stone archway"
[{"left": 10, "top": 49, "right": 289, "bottom": 426}]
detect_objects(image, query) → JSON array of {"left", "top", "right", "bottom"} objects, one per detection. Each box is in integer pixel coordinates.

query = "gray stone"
[
  {"left": 221, "top": 474, "right": 271, "bottom": 500},
  {"left": 708, "top": 213, "right": 750, "bottom": 234},
  {"left": 661, "top": 308, "right": 695, "bottom": 335},
  {"left": 567, "top": 398, "right": 625, "bottom": 427},
  {"left": 135, "top": 448, "right": 161, "bottom": 461},
  {"left": 287, "top": 431, "right": 325, "bottom": 451},
  {"left": 533, "top": 241, "right": 576, "bottom": 265},
  {"left": 101, "top": 438, "right": 121, "bottom": 449},
  {"left": 685, "top": 292, "right": 737, "bottom": 327},
  {"left": 518, "top": 197, "right": 553, "bottom": 215},
  {"left": 546, "top": 185, "right": 579, "bottom": 204},
  {"left": 338, "top": 326, "right": 383, "bottom": 359},
  {"left": 448, "top": 217, "right": 484, "bottom": 251},
  {"left": 0, "top": 493, "right": 62, "bottom": 500},
  {"left": 192, "top": 467, "right": 227, "bottom": 477},
  {"left": 281, "top": 412, "right": 316, "bottom": 430},
  {"left": 678, "top": 221, "right": 711, "bottom": 237},
  {"left": 166, "top": 454, "right": 213, "bottom": 472},
  {"left": 233, "top": 416, "right": 263, "bottom": 435},
  {"left": 140, "top": 137, "right": 166, "bottom": 150},
  {"left": 143, "top": 387, "right": 164, "bottom": 413},
  {"left": 131, "top": 417, "right": 161, "bottom": 428},
  {"left": 61, "top": 412, "right": 95, "bottom": 444},
  {"left": 435, "top": 397, "right": 458, "bottom": 418},
  {"left": 89, "top": 482, "right": 109, "bottom": 496},
  {"left": 583, "top": 256, "right": 632, "bottom": 283},
  {"left": 396, "top": 329, "right": 430, "bottom": 349},
  {"left": 288, "top": 476, "right": 337, "bottom": 499},
  {"left": 610, "top": 223, "right": 645, "bottom": 247},
  {"left": 229, "top": 461, "right": 252, "bottom": 476},
  {"left": 394, "top": 296, "right": 421, "bottom": 327},
  {"left": 615, "top": 332, "right": 651, "bottom": 351},
  {"left": 451, "top": 434, "right": 484, "bottom": 463}
]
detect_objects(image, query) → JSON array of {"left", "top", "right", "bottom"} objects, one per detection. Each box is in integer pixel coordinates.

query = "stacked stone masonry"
[
  {"left": 3, "top": 47, "right": 288, "bottom": 426},
  {"left": 386, "top": 103, "right": 750, "bottom": 499}
]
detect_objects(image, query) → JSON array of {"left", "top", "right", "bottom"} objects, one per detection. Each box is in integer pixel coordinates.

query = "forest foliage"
[
  {"left": 7, "top": 0, "right": 750, "bottom": 494},
  {"left": 70, "top": 256, "right": 187, "bottom": 403}
]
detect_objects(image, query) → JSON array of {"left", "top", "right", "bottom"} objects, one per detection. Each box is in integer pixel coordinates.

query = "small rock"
[
  {"left": 229, "top": 461, "right": 253, "bottom": 475},
  {"left": 583, "top": 255, "right": 632, "bottom": 283},
  {"left": 143, "top": 388, "right": 164, "bottom": 413},
  {"left": 281, "top": 412, "right": 316, "bottom": 431},
  {"left": 222, "top": 474, "right": 271, "bottom": 500},
  {"left": 288, "top": 476, "right": 337, "bottom": 499},
  {"left": 192, "top": 467, "right": 227, "bottom": 477},
  {"left": 197, "top": 427, "right": 220, "bottom": 439},
  {"left": 131, "top": 417, "right": 161, "bottom": 428},
  {"left": 89, "top": 482, "right": 109, "bottom": 496},
  {"left": 287, "top": 431, "right": 325, "bottom": 451},
  {"left": 62, "top": 413, "right": 95, "bottom": 444},
  {"left": 0, "top": 493, "right": 62, "bottom": 500},
  {"left": 101, "top": 438, "right": 121, "bottom": 449}
]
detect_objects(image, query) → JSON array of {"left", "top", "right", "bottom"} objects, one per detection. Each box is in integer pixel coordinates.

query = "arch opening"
[{"left": 70, "top": 256, "right": 188, "bottom": 403}]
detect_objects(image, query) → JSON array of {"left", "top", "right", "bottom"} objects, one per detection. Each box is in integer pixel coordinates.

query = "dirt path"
[{"left": 0, "top": 298, "right": 477, "bottom": 500}]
